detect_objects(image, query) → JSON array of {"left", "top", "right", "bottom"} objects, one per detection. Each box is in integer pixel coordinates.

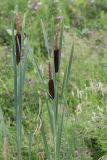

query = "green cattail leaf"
[
  {"left": 11, "top": 19, "right": 17, "bottom": 110},
  {"left": 66, "top": 136, "right": 73, "bottom": 160},
  {"left": 27, "top": 43, "right": 44, "bottom": 86},
  {"left": 52, "top": 87, "right": 58, "bottom": 129},
  {"left": 66, "top": 128, "right": 76, "bottom": 160},
  {"left": 66, "top": 43, "right": 74, "bottom": 83},
  {"left": 51, "top": 17, "right": 55, "bottom": 54},
  {"left": 59, "top": 22, "right": 63, "bottom": 69},
  {"left": 22, "top": 39, "right": 29, "bottom": 88},
  {"left": 28, "top": 129, "right": 33, "bottom": 160},
  {"left": 17, "top": 62, "right": 23, "bottom": 158},
  {"left": 41, "top": 19, "right": 50, "bottom": 56},
  {"left": 32, "top": 53, "right": 45, "bottom": 87},
  {"left": 55, "top": 88, "right": 58, "bottom": 122},
  {"left": 46, "top": 102, "right": 54, "bottom": 138},
  {"left": 56, "top": 108, "right": 64, "bottom": 160},
  {"left": 61, "top": 43, "right": 74, "bottom": 96},
  {"left": 61, "top": 66, "right": 68, "bottom": 96},
  {"left": 41, "top": 123, "right": 51, "bottom": 160}
]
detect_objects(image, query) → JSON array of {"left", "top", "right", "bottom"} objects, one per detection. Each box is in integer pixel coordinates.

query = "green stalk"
[
  {"left": 17, "top": 62, "right": 23, "bottom": 159},
  {"left": 12, "top": 20, "right": 20, "bottom": 159},
  {"left": 12, "top": 15, "right": 29, "bottom": 158}
]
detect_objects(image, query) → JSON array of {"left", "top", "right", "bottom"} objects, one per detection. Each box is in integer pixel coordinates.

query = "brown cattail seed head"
[
  {"left": 54, "top": 48, "right": 59, "bottom": 73},
  {"left": 48, "top": 79, "right": 54, "bottom": 99},
  {"left": 48, "top": 63, "right": 54, "bottom": 99},
  {"left": 54, "top": 31, "right": 59, "bottom": 73},
  {"left": 16, "top": 14, "right": 21, "bottom": 65},
  {"left": 16, "top": 33, "right": 21, "bottom": 65}
]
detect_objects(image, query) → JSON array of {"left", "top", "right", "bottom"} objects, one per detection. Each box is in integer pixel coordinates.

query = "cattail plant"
[
  {"left": 54, "top": 31, "right": 59, "bottom": 73},
  {"left": 16, "top": 14, "right": 21, "bottom": 65},
  {"left": 48, "top": 63, "right": 54, "bottom": 99},
  {"left": 12, "top": 12, "right": 29, "bottom": 159},
  {"left": 29, "top": 20, "right": 74, "bottom": 160},
  {"left": 12, "top": 10, "right": 74, "bottom": 159}
]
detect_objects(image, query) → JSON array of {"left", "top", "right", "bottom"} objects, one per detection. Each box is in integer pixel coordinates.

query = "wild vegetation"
[{"left": 0, "top": 0, "right": 107, "bottom": 160}]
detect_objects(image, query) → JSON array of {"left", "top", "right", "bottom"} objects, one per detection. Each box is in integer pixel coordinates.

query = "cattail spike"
[
  {"left": 15, "top": 13, "right": 21, "bottom": 65},
  {"left": 48, "top": 79, "right": 54, "bottom": 99},
  {"left": 54, "top": 49, "right": 59, "bottom": 73},
  {"left": 48, "top": 63, "right": 54, "bottom": 99},
  {"left": 16, "top": 33, "right": 21, "bottom": 65},
  {"left": 54, "top": 31, "right": 59, "bottom": 73}
]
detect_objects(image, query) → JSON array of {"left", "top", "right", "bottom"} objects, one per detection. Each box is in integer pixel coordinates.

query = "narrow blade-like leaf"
[
  {"left": 56, "top": 108, "right": 64, "bottom": 160},
  {"left": 41, "top": 19, "right": 50, "bottom": 56},
  {"left": 41, "top": 123, "right": 51, "bottom": 160},
  {"left": 61, "top": 43, "right": 74, "bottom": 96},
  {"left": 59, "top": 22, "right": 63, "bottom": 69}
]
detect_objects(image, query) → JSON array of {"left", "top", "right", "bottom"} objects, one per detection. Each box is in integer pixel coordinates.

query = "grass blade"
[
  {"left": 66, "top": 43, "right": 74, "bottom": 83},
  {"left": 56, "top": 108, "right": 64, "bottom": 160},
  {"left": 66, "top": 128, "right": 76, "bottom": 160},
  {"left": 41, "top": 123, "right": 51, "bottom": 160},
  {"left": 22, "top": 39, "right": 29, "bottom": 87},
  {"left": 19, "top": 62, "right": 23, "bottom": 139},
  {"left": 61, "top": 43, "right": 74, "bottom": 96},
  {"left": 41, "top": 19, "right": 50, "bottom": 56},
  {"left": 11, "top": 19, "right": 17, "bottom": 114},
  {"left": 61, "top": 66, "right": 68, "bottom": 96},
  {"left": 59, "top": 22, "right": 63, "bottom": 69},
  {"left": 47, "top": 102, "right": 54, "bottom": 138},
  {"left": 50, "top": 17, "right": 55, "bottom": 54},
  {"left": 27, "top": 42, "right": 44, "bottom": 86},
  {"left": 28, "top": 129, "right": 33, "bottom": 160}
]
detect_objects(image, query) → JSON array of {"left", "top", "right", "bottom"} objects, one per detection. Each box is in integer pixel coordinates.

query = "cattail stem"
[{"left": 55, "top": 31, "right": 58, "bottom": 50}]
